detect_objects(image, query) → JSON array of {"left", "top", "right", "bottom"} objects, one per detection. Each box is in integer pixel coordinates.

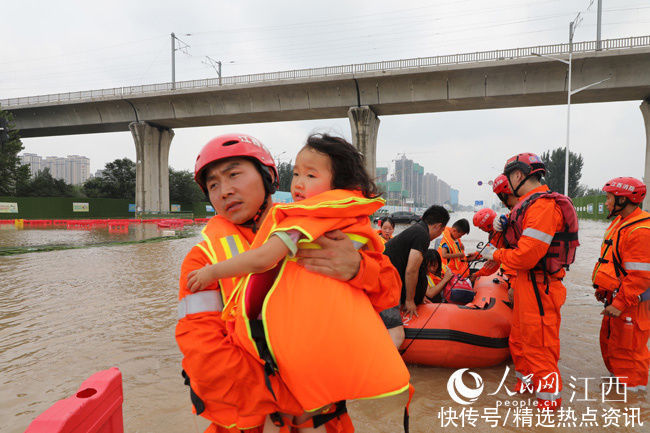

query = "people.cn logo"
[{"left": 447, "top": 368, "right": 484, "bottom": 405}]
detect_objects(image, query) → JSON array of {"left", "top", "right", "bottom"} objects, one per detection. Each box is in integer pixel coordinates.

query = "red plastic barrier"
[{"left": 25, "top": 367, "right": 123, "bottom": 433}]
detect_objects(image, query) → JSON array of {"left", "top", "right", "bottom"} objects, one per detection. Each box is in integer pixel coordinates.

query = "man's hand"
[
  {"left": 481, "top": 245, "right": 497, "bottom": 261},
  {"left": 601, "top": 305, "right": 622, "bottom": 317},
  {"left": 402, "top": 300, "right": 418, "bottom": 320},
  {"left": 493, "top": 215, "right": 508, "bottom": 232},
  {"left": 296, "top": 230, "right": 361, "bottom": 281}
]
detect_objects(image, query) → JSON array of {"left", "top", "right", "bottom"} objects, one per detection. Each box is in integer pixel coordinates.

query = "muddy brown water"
[{"left": 1, "top": 213, "right": 648, "bottom": 432}]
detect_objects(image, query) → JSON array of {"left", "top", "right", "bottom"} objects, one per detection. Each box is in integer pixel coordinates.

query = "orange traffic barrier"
[{"left": 25, "top": 367, "right": 123, "bottom": 433}]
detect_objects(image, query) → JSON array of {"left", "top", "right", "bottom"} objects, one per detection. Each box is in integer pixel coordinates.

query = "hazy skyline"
[{"left": 3, "top": 0, "right": 649, "bottom": 205}]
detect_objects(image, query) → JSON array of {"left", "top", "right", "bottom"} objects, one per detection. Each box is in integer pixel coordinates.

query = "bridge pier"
[
  {"left": 642, "top": 100, "right": 650, "bottom": 211},
  {"left": 129, "top": 122, "right": 174, "bottom": 214},
  {"left": 348, "top": 106, "right": 379, "bottom": 179}
]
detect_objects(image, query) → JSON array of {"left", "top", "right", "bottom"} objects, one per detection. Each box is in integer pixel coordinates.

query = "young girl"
[
  {"left": 424, "top": 249, "right": 453, "bottom": 303},
  {"left": 377, "top": 217, "right": 395, "bottom": 243},
  {"left": 187, "top": 134, "right": 410, "bottom": 432}
]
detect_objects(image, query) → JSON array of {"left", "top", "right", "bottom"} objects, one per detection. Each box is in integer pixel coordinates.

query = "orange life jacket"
[
  {"left": 376, "top": 229, "right": 391, "bottom": 244},
  {"left": 176, "top": 215, "right": 302, "bottom": 430},
  {"left": 227, "top": 189, "right": 410, "bottom": 412},
  {"left": 592, "top": 210, "right": 650, "bottom": 292},
  {"left": 427, "top": 264, "right": 450, "bottom": 288},
  {"left": 438, "top": 227, "right": 469, "bottom": 275}
]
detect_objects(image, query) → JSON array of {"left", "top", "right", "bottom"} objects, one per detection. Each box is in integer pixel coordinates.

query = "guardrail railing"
[{"left": 2, "top": 35, "right": 649, "bottom": 109}]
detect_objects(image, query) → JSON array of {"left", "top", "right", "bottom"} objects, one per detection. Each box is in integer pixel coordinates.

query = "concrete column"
[
  {"left": 129, "top": 121, "right": 174, "bottom": 214},
  {"left": 348, "top": 106, "right": 379, "bottom": 180},
  {"left": 642, "top": 100, "right": 650, "bottom": 211}
]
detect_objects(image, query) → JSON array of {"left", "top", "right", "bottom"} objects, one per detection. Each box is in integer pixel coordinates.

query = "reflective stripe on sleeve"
[
  {"left": 521, "top": 228, "right": 553, "bottom": 244},
  {"left": 624, "top": 262, "right": 650, "bottom": 272},
  {"left": 178, "top": 290, "right": 224, "bottom": 319}
]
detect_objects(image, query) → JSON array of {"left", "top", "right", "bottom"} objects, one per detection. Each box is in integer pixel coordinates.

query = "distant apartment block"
[
  {"left": 19, "top": 153, "right": 90, "bottom": 185},
  {"left": 377, "top": 154, "right": 457, "bottom": 207}
]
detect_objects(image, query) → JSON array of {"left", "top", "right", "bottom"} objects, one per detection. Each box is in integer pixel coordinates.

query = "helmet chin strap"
[
  {"left": 509, "top": 172, "right": 533, "bottom": 198},
  {"left": 607, "top": 196, "right": 630, "bottom": 219}
]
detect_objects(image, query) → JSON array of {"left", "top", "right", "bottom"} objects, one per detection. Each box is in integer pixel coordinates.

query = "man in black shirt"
[{"left": 382, "top": 205, "right": 450, "bottom": 346}]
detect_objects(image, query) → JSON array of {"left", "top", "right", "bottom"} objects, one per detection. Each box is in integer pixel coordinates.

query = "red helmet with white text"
[
  {"left": 473, "top": 208, "right": 497, "bottom": 233},
  {"left": 503, "top": 152, "right": 546, "bottom": 177},
  {"left": 492, "top": 174, "right": 512, "bottom": 195},
  {"left": 603, "top": 177, "right": 646, "bottom": 204},
  {"left": 194, "top": 133, "right": 279, "bottom": 194}
]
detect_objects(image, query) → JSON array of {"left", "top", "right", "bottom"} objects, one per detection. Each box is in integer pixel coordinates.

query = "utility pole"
[
  {"left": 203, "top": 56, "right": 223, "bottom": 85},
  {"left": 596, "top": 0, "right": 603, "bottom": 50},
  {"left": 171, "top": 32, "right": 175, "bottom": 89},
  {"left": 171, "top": 33, "right": 191, "bottom": 90}
]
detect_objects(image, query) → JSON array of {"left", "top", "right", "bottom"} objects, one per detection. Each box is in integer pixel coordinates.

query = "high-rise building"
[
  {"left": 19, "top": 153, "right": 42, "bottom": 177},
  {"left": 388, "top": 156, "right": 456, "bottom": 207},
  {"left": 376, "top": 167, "right": 388, "bottom": 183},
  {"left": 19, "top": 153, "right": 91, "bottom": 185}
]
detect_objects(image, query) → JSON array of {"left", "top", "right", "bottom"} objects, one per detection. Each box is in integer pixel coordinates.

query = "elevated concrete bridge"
[{"left": 3, "top": 36, "right": 650, "bottom": 212}]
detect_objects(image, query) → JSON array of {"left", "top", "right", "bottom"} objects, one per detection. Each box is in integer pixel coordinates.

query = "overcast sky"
[{"left": 3, "top": 0, "right": 650, "bottom": 205}]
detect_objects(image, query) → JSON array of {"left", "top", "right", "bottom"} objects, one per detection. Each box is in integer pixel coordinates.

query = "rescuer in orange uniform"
[
  {"left": 175, "top": 134, "right": 401, "bottom": 432},
  {"left": 483, "top": 153, "right": 579, "bottom": 409},
  {"left": 593, "top": 177, "right": 650, "bottom": 392}
]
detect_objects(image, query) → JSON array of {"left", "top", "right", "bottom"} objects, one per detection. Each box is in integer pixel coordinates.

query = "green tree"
[
  {"left": 540, "top": 148, "right": 584, "bottom": 198},
  {"left": 19, "top": 167, "right": 75, "bottom": 197},
  {"left": 0, "top": 111, "right": 31, "bottom": 196},
  {"left": 82, "top": 158, "right": 136, "bottom": 199},
  {"left": 277, "top": 161, "right": 293, "bottom": 192},
  {"left": 169, "top": 167, "right": 205, "bottom": 203}
]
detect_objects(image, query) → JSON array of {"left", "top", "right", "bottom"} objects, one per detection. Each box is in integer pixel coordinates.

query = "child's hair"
[
  {"left": 452, "top": 218, "right": 470, "bottom": 235},
  {"left": 424, "top": 249, "right": 443, "bottom": 277},
  {"left": 381, "top": 217, "right": 395, "bottom": 228},
  {"left": 304, "top": 133, "right": 380, "bottom": 198}
]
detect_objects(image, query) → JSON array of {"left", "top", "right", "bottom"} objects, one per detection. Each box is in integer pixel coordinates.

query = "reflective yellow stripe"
[
  {"left": 220, "top": 237, "right": 233, "bottom": 260},
  {"left": 201, "top": 226, "right": 218, "bottom": 262},
  {"left": 196, "top": 244, "right": 216, "bottom": 264},
  {"left": 232, "top": 234, "right": 247, "bottom": 254}
]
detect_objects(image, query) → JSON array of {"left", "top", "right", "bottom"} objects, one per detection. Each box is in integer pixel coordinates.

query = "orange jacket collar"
[
  {"left": 517, "top": 184, "right": 550, "bottom": 202},
  {"left": 619, "top": 206, "right": 643, "bottom": 224}
]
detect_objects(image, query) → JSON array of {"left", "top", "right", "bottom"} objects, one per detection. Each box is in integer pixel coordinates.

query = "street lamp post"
[{"left": 532, "top": 16, "right": 611, "bottom": 196}]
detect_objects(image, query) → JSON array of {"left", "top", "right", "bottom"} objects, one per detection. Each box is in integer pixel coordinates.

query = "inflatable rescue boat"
[{"left": 400, "top": 274, "right": 512, "bottom": 368}]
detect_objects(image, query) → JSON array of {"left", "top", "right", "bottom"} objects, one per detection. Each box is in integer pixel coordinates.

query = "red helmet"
[
  {"left": 194, "top": 133, "right": 279, "bottom": 193},
  {"left": 492, "top": 174, "right": 512, "bottom": 195},
  {"left": 473, "top": 208, "right": 497, "bottom": 233},
  {"left": 603, "top": 177, "right": 646, "bottom": 204},
  {"left": 503, "top": 153, "right": 546, "bottom": 177}
]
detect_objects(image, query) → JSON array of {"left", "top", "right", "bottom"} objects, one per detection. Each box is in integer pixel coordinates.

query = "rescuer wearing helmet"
[
  {"left": 593, "top": 177, "right": 650, "bottom": 392},
  {"left": 483, "top": 153, "right": 579, "bottom": 409},
  {"left": 175, "top": 133, "right": 401, "bottom": 432},
  {"left": 493, "top": 174, "right": 518, "bottom": 210}
]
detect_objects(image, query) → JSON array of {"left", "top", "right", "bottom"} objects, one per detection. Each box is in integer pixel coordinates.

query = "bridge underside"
[{"left": 6, "top": 48, "right": 650, "bottom": 213}]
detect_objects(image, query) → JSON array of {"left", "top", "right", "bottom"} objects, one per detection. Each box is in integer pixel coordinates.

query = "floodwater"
[{"left": 1, "top": 213, "right": 648, "bottom": 433}]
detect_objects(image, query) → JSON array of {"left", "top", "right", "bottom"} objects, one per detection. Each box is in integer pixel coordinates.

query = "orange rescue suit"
[
  {"left": 593, "top": 207, "right": 650, "bottom": 389},
  {"left": 176, "top": 209, "right": 401, "bottom": 431},
  {"left": 493, "top": 185, "right": 566, "bottom": 408},
  {"left": 228, "top": 189, "right": 409, "bottom": 412},
  {"left": 438, "top": 227, "right": 469, "bottom": 275}
]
